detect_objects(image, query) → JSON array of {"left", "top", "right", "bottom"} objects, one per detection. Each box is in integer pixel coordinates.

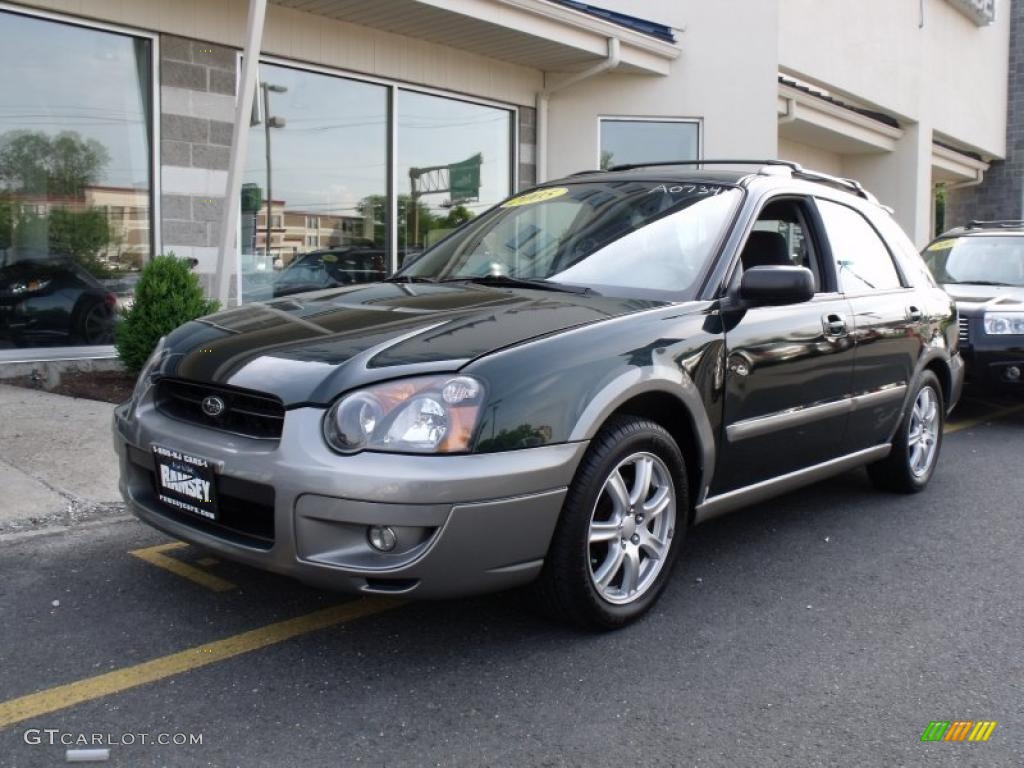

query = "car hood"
[
  {"left": 158, "top": 282, "right": 665, "bottom": 406},
  {"left": 944, "top": 283, "right": 1024, "bottom": 316}
]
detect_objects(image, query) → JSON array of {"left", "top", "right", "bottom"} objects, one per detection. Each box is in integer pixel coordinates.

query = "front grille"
[
  {"left": 128, "top": 446, "right": 275, "bottom": 549},
  {"left": 958, "top": 316, "right": 971, "bottom": 345},
  {"left": 154, "top": 378, "right": 285, "bottom": 439}
]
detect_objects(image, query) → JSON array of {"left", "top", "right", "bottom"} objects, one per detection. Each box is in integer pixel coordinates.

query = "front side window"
[
  {"left": 922, "top": 235, "right": 1024, "bottom": 287},
  {"left": 400, "top": 182, "right": 741, "bottom": 298},
  {"left": 599, "top": 119, "right": 699, "bottom": 170},
  {"left": 817, "top": 199, "right": 902, "bottom": 293},
  {"left": 0, "top": 10, "right": 153, "bottom": 350}
]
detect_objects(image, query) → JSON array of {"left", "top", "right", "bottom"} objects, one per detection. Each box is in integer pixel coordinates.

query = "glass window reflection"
[
  {"left": 396, "top": 90, "right": 511, "bottom": 267},
  {"left": 0, "top": 11, "right": 152, "bottom": 348},
  {"left": 242, "top": 63, "right": 388, "bottom": 301},
  {"left": 600, "top": 119, "right": 698, "bottom": 170}
]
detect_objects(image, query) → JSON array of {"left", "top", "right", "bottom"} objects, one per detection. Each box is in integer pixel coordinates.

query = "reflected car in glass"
[
  {"left": 271, "top": 245, "right": 387, "bottom": 298},
  {"left": 922, "top": 221, "right": 1024, "bottom": 390},
  {"left": 115, "top": 162, "right": 962, "bottom": 629},
  {"left": 0, "top": 257, "right": 117, "bottom": 347}
]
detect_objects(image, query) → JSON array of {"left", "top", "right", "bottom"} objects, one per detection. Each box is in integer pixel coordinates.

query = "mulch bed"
[{"left": 4, "top": 370, "right": 137, "bottom": 404}]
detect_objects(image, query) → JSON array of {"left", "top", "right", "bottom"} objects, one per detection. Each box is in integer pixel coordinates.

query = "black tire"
[
  {"left": 535, "top": 415, "right": 688, "bottom": 630},
  {"left": 74, "top": 298, "right": 114, "bottom": 345},
  {"left": 867, "top": 370, "right": 944, "bottom": 493}
]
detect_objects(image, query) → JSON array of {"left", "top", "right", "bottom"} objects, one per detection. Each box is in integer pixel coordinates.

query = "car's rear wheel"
[
  {"left": 535, "top": 415, "right": 687, "bottom": 630},
  {"left": 868, "top": 370, "right": 944, "bottom": 493},
  {"left": 75, "top": 299, "right": 114, "bottom": 345}
]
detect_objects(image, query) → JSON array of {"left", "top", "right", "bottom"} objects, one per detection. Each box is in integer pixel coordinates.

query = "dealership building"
[{"left": 0, "top": 0, "right": 1011, "bottom": 363}]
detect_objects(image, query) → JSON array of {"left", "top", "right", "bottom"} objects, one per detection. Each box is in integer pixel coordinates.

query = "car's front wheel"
[
  {"left": 868, "top": 370, "right": 944, "bottom": 493},
  {"left": 536, "top": 416, "right": 687, "bottom": 630}
]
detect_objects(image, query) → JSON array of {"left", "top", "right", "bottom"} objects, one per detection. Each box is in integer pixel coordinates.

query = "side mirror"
[{"left": 739, "top": 265, "right": 815, "bottom": 306}]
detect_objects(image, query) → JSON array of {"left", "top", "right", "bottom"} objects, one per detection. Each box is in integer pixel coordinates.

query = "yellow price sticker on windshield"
[
  {"left": 927, "top": 238, "right": 958, "bottom": 251},
  {"left": 502, "top": 187, "right": 568, "bottom": 207}
]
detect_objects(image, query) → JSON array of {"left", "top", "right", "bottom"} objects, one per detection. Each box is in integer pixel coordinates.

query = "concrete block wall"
[
  {"left": 159, "top": 35, "right": 236, "bottom": 278},
  {"left": 947, "top": 0, "right": 1024, "bottom": 227}
]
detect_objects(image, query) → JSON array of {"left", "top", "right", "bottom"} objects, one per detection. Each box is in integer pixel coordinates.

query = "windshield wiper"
[
  {"left": 384, "top": 275, "right": 437, "bottom": 284},
  {"left": 945, "top": 279, "right": 1016, "bottom": 287},
  {"left": 441, "top": 275, "right": 592, "bottom": 294}
]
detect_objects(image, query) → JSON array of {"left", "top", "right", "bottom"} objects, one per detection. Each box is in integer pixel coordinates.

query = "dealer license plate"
[{"left": 152, "top": 444, "right": 218, "bottom": 521}]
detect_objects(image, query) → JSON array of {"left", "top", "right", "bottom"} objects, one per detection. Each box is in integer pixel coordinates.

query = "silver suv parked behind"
[{"left": 114, "top": 160, "right": 962, "bottom": 629}]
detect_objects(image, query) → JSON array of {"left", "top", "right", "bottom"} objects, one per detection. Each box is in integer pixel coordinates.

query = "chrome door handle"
[
  {"left": 907, "top": 305, "right": 923, "bottom": 321},
  {"left": 822, "top": 313, "right": 847, "bottom": 337}
]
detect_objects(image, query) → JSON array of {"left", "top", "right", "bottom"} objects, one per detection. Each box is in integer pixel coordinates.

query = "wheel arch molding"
[{"left": 566, "top": 365, "right": 717, "bottom": 507}]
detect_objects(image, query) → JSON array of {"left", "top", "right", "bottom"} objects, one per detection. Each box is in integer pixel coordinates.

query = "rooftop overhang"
[
  {"left": 777, "top": 84, "right": 904, "bottom": 155},
  {"left": 269, "top": 0, "right": 680, "bottom": 75},
  {"left": 932, "top": 142, "right": 990, "bottom": 185}
]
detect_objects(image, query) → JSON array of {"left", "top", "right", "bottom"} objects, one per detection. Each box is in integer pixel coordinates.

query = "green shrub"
[{"left": 115, "top": 254, "right": 218, "bottom": 374}]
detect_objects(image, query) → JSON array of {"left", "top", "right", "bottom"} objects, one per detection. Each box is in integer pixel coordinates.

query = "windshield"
[
  {"left": 923, "top": 235, "right": 1024, "bottom": 287},
  {"left": 397, "top": 181, "right": 742, "bottom": 297}
]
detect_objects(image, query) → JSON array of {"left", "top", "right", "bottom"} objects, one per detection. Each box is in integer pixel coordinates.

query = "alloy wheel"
[
  {"left": 908, "top": 385, "right": 940, "bottom": 478},
  {"left": 587, "top": 451, "right": 676, "bottom": 605}
]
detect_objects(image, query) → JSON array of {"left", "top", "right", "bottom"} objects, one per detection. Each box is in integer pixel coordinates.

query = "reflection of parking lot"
[{"left": 1, "top": 391, "right": 1021, "bottom": 766}]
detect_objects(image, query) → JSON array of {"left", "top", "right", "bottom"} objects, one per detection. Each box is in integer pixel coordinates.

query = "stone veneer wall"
[
  {"left": 158, "top": 35, "right": 236, "bottom": 292},
  {"left": 947, "top": 0, "right": 1024, "bottom": 227}
]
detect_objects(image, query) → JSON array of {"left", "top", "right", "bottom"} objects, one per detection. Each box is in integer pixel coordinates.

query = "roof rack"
[
  {"left": 965, "top": 219, "right": 1024, "bottom": 229},
  {"left": 598, "top": 159, "right": 879, "bottom": 203}
]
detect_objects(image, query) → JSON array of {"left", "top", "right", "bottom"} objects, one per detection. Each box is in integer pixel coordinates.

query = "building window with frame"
[
  {"left": 396, "top": 90, "right": 513, "bottom": 267},
  {"left": 242, "top": 62, "right": 389, "bottom": 301},
  {"left": 599, "top": 118, "right": 699, "bottom": 170},
  {"left": 0, "top": 10, "right": 153, "bottom": 351}
]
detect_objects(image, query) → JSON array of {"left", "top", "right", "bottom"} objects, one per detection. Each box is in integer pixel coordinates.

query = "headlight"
[
  {"left": 323, "top": 375, "right": 485, "bottom": 454},
  {"left": 983, "top": 312, "right": 1024, "bottom": 335},
  {"left": 8, "top": 278, "right": 52, "bottom": 295},
  {"left": 130, "top": 336, "right": 168, "bottom": 406}
]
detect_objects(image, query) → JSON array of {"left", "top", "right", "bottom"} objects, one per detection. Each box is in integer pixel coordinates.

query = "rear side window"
[{"left": 817, "top": 199, "right": 903, "bottom": 293}]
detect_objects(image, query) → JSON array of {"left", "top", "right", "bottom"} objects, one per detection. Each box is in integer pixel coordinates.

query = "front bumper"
[
  {"left": 959, "top": 319, "right": 1024, "bottom": 389},
  {"left": 114, "top": 397, "right": 587, "bottom": 598}
]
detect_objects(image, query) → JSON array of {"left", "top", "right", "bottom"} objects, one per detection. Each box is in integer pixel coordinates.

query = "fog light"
[
  {"left": 1006, "top": 365, "right": 1022, "bottom": 381},
  {"left": 368, "top": 525, "right": 397, "bottom": 552}
]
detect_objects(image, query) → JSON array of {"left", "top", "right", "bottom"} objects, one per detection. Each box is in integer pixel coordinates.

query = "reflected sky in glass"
[
  {"left": 245, "top": 63, "right": 387, "bottom": 220},
  {"left": 601, "top": 120, "right": 698, "bottom": 169},
  {"left": 397, "top": 90, "right": 511, "bottom": 217},
  {"left": 0, "top": 10, "right": 151, "bottom": 190}
]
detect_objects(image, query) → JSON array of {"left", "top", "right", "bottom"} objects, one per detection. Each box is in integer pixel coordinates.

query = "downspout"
[
  {"left": 778, "top": 96, "right": 797, "bottom": 124},
  {"left": 536, "top": 37, "right": 621, "bottom": 182}
]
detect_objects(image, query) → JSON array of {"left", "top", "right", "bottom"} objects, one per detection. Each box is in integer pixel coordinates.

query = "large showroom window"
[
  {"left": 241, "top": 62, "right": 514, "bottom": 299},
  {"left": 396, "top": 90, "right": 512, "bottom": 267},
  {"left": 599, "top": 118, "right": 699, "bottom": 170},
  {"left": 0, "top": 10, "right": 153, "bottom": 352},
  {"left": 241, "top": 62, "right": 388, "bottom": 302}
]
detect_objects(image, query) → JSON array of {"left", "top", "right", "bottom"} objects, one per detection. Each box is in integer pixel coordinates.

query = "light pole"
[{"left": 260, "top": 82, "right": 286, "bottom": 266}]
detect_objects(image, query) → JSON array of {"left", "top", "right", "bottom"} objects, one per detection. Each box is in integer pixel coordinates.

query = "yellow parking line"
[
  {"left": 0, "top": 598, "right": 401, "bottom": 729},
  {"left": 129, "top": 542, "right": 236, "bottom": 592},
  {"left": 945, "top": 402, "right": 1024, "bottom": 435}
]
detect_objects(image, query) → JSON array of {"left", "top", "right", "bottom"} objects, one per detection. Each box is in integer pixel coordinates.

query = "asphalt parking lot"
[{"left": 1, "top": 392, "right": 1022, "bottom": 767}]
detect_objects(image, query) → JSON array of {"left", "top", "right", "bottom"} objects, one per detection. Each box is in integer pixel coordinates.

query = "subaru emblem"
[{"left": 201, "top": 395, "right": 226, "bottom": 418}]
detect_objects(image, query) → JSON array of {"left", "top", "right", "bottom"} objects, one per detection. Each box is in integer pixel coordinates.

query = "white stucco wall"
[
  {"left": 779, "top": 0, "right": 1009, "bottom": 157},
  {"left": 544, "top": 0, "right": 779, "bottom": 178}
]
